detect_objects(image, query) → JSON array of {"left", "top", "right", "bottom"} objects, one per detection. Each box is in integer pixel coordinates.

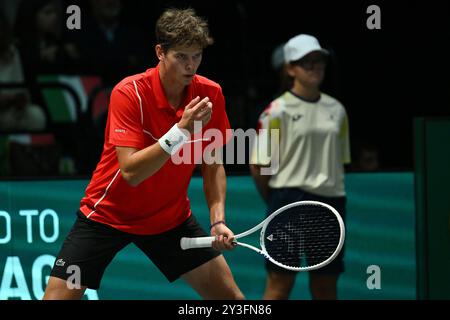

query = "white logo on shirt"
[
  {"left": 115, "top": 129, "right": 126, "bottom": 133},
  {"left": 56, "top": 259, "right": 66, "bottom": 267}
]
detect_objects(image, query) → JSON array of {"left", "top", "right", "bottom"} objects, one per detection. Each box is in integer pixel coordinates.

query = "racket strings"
[{"left": 263, "top": 204, "right": 341, "bottom": 269}]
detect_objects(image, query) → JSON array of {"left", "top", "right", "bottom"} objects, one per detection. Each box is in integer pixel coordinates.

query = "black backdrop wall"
[{"left": 2, "top": 0, "right": 449, "bottom": 172}]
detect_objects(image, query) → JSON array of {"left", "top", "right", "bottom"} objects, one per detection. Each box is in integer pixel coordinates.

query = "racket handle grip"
[{"left": 180, "top": 236, "right": 215, "bottom": 250}]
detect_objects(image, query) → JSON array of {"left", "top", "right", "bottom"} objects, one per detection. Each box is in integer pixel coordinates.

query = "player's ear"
[
  {"left": 285, "top": 63, "right": 297, "bottom": 78},
  {"left": 155, "top": 44, "right": 164, "bottom": 61}
]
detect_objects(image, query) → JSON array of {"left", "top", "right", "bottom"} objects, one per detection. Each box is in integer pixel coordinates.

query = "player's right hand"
[
  {"left": 211, "top": 223, "right": 237, "bottom": 251},
  {"left": 177, "top": 96, "right": 212, "bottom": 134}
]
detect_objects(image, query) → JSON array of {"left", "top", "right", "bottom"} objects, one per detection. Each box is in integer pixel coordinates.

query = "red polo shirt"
[{"left": 79, "top": 64, "right": 231, "bottom": 235}]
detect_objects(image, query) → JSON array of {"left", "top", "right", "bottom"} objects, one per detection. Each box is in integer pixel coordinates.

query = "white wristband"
[{"left": 158, "top": 124, "right": 189, "bottom": 155}]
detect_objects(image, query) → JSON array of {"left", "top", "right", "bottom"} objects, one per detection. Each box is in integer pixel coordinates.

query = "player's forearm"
[
  {"left": 118, "top": 144, "right": 171, "bottom": 187},
  {"left": 202, "top": 163, "right": 227, "bottom": 224},
  {"left": 249, "top": 164, "right": 271, "bottom": 203}
]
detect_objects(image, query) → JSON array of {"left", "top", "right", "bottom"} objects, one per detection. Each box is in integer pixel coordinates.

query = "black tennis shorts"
[
  {"left": 266, "top": 187, "right": 346, "bottom": 275},
  {"left": 50, "top": 211, "right": 221, "bottom": 289}
]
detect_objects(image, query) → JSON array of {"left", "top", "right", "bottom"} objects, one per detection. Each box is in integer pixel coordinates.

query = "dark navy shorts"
[
  {"left": 50, "top": 211, "right": 221, "bottom": 289},
  {"left": 266, "top": 187, "right": 346, "bottom": 275}
]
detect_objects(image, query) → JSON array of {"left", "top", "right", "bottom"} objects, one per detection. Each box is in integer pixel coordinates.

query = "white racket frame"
[{"left": 180, "top": 200, "right": 346, "bottom": 271}]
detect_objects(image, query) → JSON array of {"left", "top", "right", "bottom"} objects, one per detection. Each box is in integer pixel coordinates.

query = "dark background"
[{"left": 1, "top": 0, "right": 449, "bottom": 176}]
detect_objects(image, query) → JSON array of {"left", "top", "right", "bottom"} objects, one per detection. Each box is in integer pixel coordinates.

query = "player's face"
[
  {"left": 288, "top": 51, "right": 327, "bottom": 88},
  {"left": 163, "top": 45, "right": 203, "bottom": 86}
]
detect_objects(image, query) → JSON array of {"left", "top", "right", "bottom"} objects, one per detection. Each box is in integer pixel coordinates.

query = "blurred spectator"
[
  {"left": 0, "top": 9, "right": 47, "bottom": 132},
  {"left": 14, "top": 0, "right": 79, "bottom": 76},
  {"left": 353, "top": 141, "right": 380, "bottom": 171},
  {"left": 69, "top": 0, "right": 150, "bottom": 85},
  {"left": 250, "top": 34, "right": 350, "bottom": 300}
]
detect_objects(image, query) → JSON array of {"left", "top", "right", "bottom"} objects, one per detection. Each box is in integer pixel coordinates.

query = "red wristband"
[{"left": 210, "top": 220, "right": 226, "bottom": 229}]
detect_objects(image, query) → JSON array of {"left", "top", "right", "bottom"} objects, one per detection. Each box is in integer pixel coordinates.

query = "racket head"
[{"left": 260, "top": 200, "right": 345, "bottom": 271}]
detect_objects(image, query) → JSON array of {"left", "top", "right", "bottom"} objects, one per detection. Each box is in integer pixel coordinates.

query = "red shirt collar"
[{"left": 149, "top": 63, "right": 195, "bottom": 118}]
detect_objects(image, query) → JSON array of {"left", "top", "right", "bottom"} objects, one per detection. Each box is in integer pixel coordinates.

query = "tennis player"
[
  {"left": 43, "top": 8, "right": 244, "bottom": 300},
  {"left": 250, "top": 34, "right": 350, "bottom": 300}
]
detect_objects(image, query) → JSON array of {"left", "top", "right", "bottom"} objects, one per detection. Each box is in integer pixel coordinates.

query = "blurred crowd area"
[{"left": 0, "top": 0, "right": 448, "bottom": 178}]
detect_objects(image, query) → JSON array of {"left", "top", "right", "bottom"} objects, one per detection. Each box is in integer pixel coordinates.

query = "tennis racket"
[{"left": 180, "top": 201, "right": 345, "bottom": 271}]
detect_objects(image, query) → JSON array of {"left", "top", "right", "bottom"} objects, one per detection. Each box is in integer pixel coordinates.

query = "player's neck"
[
  {"left": 159, "top": 69, "right": 186, "bottom": 110},
  {"left": 291, "top": 83, "right": 320, "bottom": 102}
]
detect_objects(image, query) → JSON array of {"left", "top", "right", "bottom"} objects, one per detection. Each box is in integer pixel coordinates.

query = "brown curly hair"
[{"left": 155, "top": 8, "right": 212, "bottom": 52}]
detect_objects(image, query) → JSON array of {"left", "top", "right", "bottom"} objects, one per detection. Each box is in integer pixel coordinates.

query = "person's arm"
[
  {"left": 249, "top": 164, "right": 271, "bottom": 203},
  {"left": 117, "top": 96, "right": 212, "bottom": 186},
  {"left": 201, "top": 162, "right": 235, "bottom": 251},
  {"left": 249, "top": 106, "right": 280, "bottom": 204},
  {"left": 116, "top": 144, "right": 171, "bottom": 187}
]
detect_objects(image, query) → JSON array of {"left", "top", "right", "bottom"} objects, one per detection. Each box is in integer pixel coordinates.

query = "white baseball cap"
[{"left": 283, "top": 34, "right": 329, "bottom": 63}]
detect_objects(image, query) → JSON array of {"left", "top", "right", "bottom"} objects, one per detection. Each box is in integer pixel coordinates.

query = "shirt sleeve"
[
  {"left": 108, "top": 85, "right": 145, "bottom": 149},
  {"left": 250, "top": 104, "right": 281, "bottom": 166},
  {"left": 340, "top": 108, "right": 351, "bottom": 164}
]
